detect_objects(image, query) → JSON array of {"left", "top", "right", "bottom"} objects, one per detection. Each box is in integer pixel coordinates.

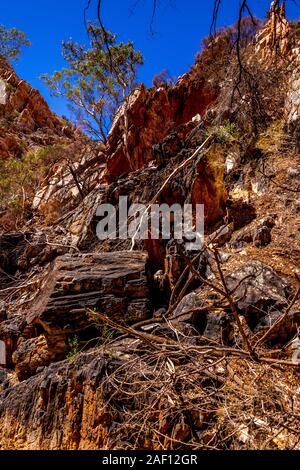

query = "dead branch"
[{"left": 212, "top": 247, "right": 256, "bottom": 356}]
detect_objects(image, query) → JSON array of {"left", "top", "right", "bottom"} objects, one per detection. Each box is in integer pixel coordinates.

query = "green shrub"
[
  {"left": 206, "top": 121, "right": 239, "bottom": 143},
  {"left": 0, "top": 144, "right": 64, "bottom": 219},
  {"left": 67, "top": 334, "right": 79, "bottom": 359}
]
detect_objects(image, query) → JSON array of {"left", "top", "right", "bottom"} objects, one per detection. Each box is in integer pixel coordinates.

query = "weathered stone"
[
  {"left": 203, "top": 312, "right": 234, "bottom": 346},
  {"left": 1, "top": 13, "right": 300, "bottom": 451},
  {"left": 25, "top": 252, "right": 152, "bottom": 359},
  {"left": 255, "top": 1, "right": 289, "bottom": 59},
  {"left": 0, "top": 351, "right": 114, "bottom": 449},
  {"left": 0, "top": 58, "right": 76, "bottom": 160},
  {"left": 171, "top": 290, "right": 206, "bottom": 329},
  {"left": 230, "top": 216, "right": 275, "bottom": 248},
  {"left": 191, "top": 147, "right": 227, "bottom": 225},
  {"left": 106, "top": 74, "right": 215, "bottom": 177},
  {"left": 171, "top": 302, "right": 205, "bottom": 340},
  {"left": 208, "top": 224, "right": 233, "bottom": 247},
  {"left": 255, "top": 310, "right": 300, "bottom": 345},
  {"left": 226, "top": 199, "right": 257, "bottom": 231},
  {"left": 225, "top": 261, "right": 291, "bottom": 328},
  {"left": 0, "top": 231, "right": 58, "bottom": 277},
  {"left": 0, "top": 347, "right": 204, "bottom": 449},
  {"left": 170, "top": 290, "right": 234, "bottom": 345},
  {"left": 169, "top": 290, "right": 234, "bottom": 345},
  {"left": 12, "top": 335, "right": 52, "bottom": 381},
  {"left": 32, "top": 145, "right": 106, "bottom": 221}
]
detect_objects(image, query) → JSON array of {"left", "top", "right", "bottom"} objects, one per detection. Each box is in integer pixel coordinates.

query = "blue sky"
[{"left": 1, "top": 0, "right": 299, "bottom": 118}]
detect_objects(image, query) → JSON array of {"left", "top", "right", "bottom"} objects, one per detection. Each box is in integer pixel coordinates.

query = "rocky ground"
[{"left": 0, "top": 8, "right": 299, "bottom": 450}]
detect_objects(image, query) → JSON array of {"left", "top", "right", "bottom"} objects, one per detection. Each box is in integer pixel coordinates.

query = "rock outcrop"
[
  {"left": 27, "top": 251, "right": 151, "bottom": 331},
  {"left": 106, "top": 76, "right": 215, "bottom": 177},
  {"left": 0, "top": 251, "right": 151, "bottom": 379},
  {"left": 230, "top": 216, "right": 276, "bottom": 248},
  {"left": 225, "top": 261, "right": 292, "bottom": 328},
  {"left": 0, "top": 57, "right": 77, "bottom": 159},
  {"left": 0, "top": 5, "right": 299, "bottom": 450}
]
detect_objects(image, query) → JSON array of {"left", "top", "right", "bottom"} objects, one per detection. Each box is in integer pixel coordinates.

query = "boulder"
[
  {"left": 25, "top": 252, "right": 152, "bottom": 360},
  {"left": 170, "top": 291, "right": 206, "bottom": 324},
  {"left": 203, "top": 312, "right": 234, "bottom": 345},
  {"left": 254, "top": 309, "right": 300, "bottom": 345},
  {"left": 225, "top": 261, "right": 291, "bottom": 328},
  {"left": 207, "top": 224, "right": 233, "bottom": 247},
  {"left": 170, "top": 291, "right": 234, "bottom": 344},
  {"left": 230, "top": 216, "right": 275, "bottom": 248},
  {"left": 12, "top": 335, "right": 52, "bottom": 381},
  {"left": 171, "top": 290, "right": 207, "bottom": 331}
]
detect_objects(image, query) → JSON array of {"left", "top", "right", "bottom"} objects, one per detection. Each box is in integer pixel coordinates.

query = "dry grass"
[{"left": 89, "top": 341, "right": 300, "bottom": 450}]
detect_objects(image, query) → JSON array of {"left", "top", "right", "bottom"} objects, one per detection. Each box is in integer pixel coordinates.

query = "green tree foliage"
[
  {"left": 42, "top": 24, "right": 143, "bottom": 142},
  {"left": 0, "top": 25, "right": 31, "bottom": 62}
]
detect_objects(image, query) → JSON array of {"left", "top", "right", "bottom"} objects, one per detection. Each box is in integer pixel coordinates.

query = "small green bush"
[
  {"left": 0, "top": 144, "right": 64, "bottom": 219},
  {"left": 206, "top": 121, "right": 239, "bottom": 143},
  {"left": 67, "top": 334, "right": 79, "bottom": 359}
]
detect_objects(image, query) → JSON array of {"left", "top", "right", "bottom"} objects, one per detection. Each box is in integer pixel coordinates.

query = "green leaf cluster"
[
  {"left": 0, "top": 25, "right": 30, "bottom": 62},
  {"left": 42, "top": 24, "right": 143, "bottom": 141}
]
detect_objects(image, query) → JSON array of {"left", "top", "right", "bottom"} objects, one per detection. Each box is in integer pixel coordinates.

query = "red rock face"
[
  {"left": 103, "top": 70, "right": 224, "bottom": 269},
  {"left": 106, "top": 70, "right": 215, "bottom": 177},
  {"left": 0, "top": 59, "right": 62, "bottom": 129},
  {"left": 0, "top": 57, "right": 76, "bottom": 159}
]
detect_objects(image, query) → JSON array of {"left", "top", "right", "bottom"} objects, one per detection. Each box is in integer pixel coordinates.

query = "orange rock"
[{"left": 106, "top": 71, "right": 215, "bottom": 178}]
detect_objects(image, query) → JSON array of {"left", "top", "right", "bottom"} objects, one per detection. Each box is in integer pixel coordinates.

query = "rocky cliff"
[
  {"left": 0, "top": 6, "right": 299, "bottom": 450},
  {"left": 0, "top": 57, "right": 78, "bottom": 160}
]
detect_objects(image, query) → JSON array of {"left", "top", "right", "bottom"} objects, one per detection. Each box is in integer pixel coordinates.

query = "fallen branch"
[
  {"left": 0, "top": 279, "right": 39, "bottom": 294},
  {"left": 212, "top": 247, "right": 256, "bottom": 357},
  {"left": 87, "top": 308, "right": 176, "bottom": 350}
]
